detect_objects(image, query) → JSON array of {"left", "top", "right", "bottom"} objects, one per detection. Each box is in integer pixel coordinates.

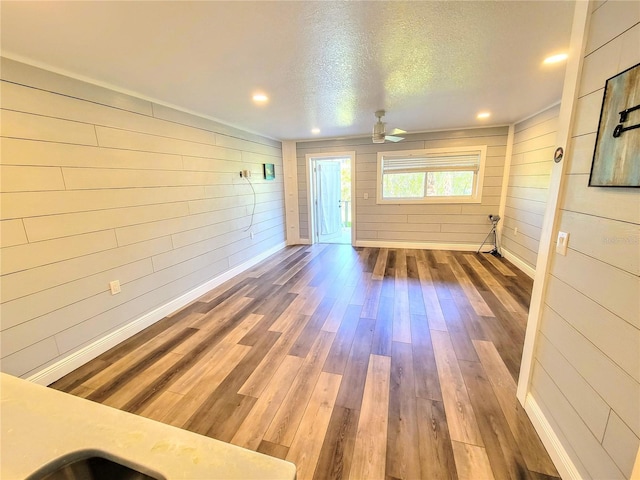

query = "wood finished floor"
[{"left": 51, "top": 245, "right": 559, "bottom": 480}]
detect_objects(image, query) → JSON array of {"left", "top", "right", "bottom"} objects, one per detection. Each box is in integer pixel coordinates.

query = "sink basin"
[{"left": 26, "top": 450, "right": 164, "bottom": 480}]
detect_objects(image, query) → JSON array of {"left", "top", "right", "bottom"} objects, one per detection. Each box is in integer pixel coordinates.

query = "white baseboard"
[
  {"left": 354, "top": 240, "right": 493, "bottom": 252},
  {"left": 501, "top": 248, "right": 536, "bottom": 279},
  {"left": 524, "top": 393, "right": 583, "bottom": 480},
  {"left": 26, "top": 242, "right": 287, "bottom": 386}
]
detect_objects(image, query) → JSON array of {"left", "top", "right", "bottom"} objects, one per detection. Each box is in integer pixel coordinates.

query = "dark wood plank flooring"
[{"left": 51, "top": 244, "right": 559, "bottom": 480}]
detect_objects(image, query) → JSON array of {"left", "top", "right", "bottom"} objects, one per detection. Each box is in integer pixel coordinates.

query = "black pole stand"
[{"left": 477, "top": 216, "right": 501, "bottom": 257}]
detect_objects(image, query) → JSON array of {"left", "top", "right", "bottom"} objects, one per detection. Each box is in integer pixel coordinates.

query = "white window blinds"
[{"left": 382, "top": 152, "right": 481, "bottom": 173}]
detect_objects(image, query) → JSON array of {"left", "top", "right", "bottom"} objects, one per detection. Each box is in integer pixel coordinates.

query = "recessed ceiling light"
[
  {"left": 477, "top": 112, "right": 491, "bottom": 119},
  {"left": 311, "top": 128, "right": 321, "bottom": 134},
  {"left": 543, "top": 53, "right": 568, "bottom": 64},
  {"left": 252, "top": 93, "right": 269, "bottom": 103}
]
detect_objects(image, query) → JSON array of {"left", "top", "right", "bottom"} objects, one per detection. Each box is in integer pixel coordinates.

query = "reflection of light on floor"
[
  {"left": 337, "top": 228, "right": 351, "bottom": 245},
  {"left": 320, "top": 228, "right": 352, "bottom": 245}
]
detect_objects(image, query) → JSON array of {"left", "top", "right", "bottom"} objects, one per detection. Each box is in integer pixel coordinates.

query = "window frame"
[{"left": 376, "top": 145, "right": 488, "bottom": 204}]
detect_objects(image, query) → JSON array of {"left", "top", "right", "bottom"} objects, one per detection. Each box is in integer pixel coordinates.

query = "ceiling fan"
[{"left": 372, "top": 110, "right": 406, "bottom": 144}]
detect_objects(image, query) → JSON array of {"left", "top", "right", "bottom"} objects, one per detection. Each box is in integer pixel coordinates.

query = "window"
[{"left": 377, "top": 146, "right": 487, "bottom": 204}]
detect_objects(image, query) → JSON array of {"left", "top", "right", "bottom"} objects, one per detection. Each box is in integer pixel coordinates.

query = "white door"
[{"left": 315, "top": 160, "right": 342, "bottom": 243}]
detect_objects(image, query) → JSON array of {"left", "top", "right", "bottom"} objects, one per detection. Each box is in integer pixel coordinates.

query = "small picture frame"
[{"left": 263, "top": 163, "right": 275, "bottom": 180}]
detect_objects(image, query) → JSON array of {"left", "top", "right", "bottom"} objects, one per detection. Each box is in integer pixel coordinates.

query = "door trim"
[
  {"left": 305, "top": 151, "right": 356, "bottom": 245},
  {"left": 516, "top": 0, "right": 590, "bottom": 404}
]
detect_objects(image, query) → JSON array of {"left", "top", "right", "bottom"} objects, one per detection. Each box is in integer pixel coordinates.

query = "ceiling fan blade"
[
  {"left": 385, "top": 135, "right": 404, "bottom": 143},
  {"left": 388, "top": 128, "right": 406, "bottom": 135}
]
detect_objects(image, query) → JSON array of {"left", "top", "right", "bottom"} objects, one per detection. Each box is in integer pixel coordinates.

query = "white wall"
[
  {"left": 0, "top": 58, "right": 285, "bottom": 379},
  {"left": 529, "top": 2, "right": 640, "bottom": 478},
  {"left": 296, "top": 127, "right": 508, "bottom": 248},
  {"left": 502, "top": 105, "right": 560, "bottom": 270}
]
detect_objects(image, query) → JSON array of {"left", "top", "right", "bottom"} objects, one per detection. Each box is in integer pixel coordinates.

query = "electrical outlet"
[
  {"left": 250, "top": 231, "right": 255, "bottom": 239},
  {"left": 514, "top": 227, "right": 518, "bottom": 236},
  {"left": 109, "top": 280, "right": 121, "bottom": 295},
  {"left": 556, "top": 231, "right": 569, "bottom": 255},
  {"left": 364, "top": 193, "right": 369, "bottom": 200},
  {"left": 243, "top": 169, "right": 251, "bottom": 178}
]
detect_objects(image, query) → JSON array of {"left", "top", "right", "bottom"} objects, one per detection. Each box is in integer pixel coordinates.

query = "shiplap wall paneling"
[
  {"left": 502, "top": 105, "right": 560, "bottom": 270},
  {"left": 0, "top": 58, "right": 285, "bottom": 379},
  {"left": 529, "top": 2, "right": 640, "bottom": 478},
  {"left": 296, "top": 127, "right": 508, "bottom": 247}
]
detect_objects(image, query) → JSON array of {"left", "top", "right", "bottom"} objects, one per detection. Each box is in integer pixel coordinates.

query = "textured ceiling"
[{"left": 1, "top": 1, "right": 574, "bottom": 141}]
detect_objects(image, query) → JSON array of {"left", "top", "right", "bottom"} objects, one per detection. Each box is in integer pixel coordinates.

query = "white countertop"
[{"left": 1, "top": 373, "right": 296, "bottom": 479}]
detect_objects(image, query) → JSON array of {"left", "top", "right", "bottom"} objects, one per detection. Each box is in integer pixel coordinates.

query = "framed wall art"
[
  {"left": 589, "top": 62, "right": 640, "bottom": 187},
  {"left": 263, "top": 163, "right": 275, "bottom": 180}
]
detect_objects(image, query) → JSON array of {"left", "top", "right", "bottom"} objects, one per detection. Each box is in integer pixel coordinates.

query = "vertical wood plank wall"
[
  {"left": 0, "top": 58, "right": 285, "bottom": 379},
  {"left": 530, "top": 2, "right": 640, "bottom": 478},
  {"left": 502, "top": 105, "right": 560, "bottom": 270},
  {"left": 295, "top": 127, "right": 508, "bottom": 246}
]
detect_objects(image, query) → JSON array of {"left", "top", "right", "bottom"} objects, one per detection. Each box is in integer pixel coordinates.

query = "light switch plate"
[
  {"left": 364, "top": 193, "right": 369, "bottom": 200},
  {"left": 556, "top": 231, "right": 569, "bottom": 255},
  {"left": 109, "top": 280, "right": 121, "bottom": 295}
]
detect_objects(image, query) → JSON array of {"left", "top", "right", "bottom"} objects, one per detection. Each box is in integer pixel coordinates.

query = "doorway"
[{"left": 307, "top": 152, "right": 355, "bottom": 245}]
